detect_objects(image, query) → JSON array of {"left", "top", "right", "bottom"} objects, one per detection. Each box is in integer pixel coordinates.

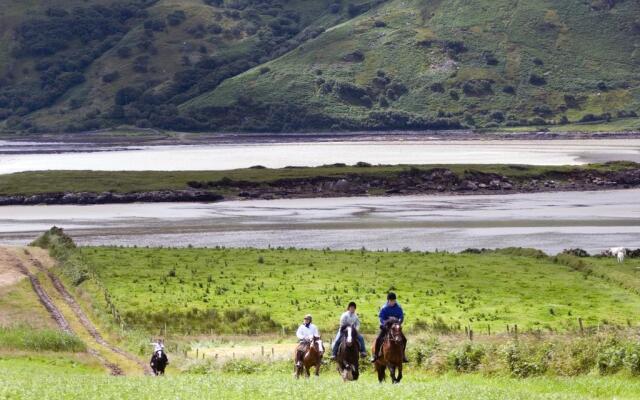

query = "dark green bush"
[{"left": 529, "top": 73, "right": 547, "bottom": 86}]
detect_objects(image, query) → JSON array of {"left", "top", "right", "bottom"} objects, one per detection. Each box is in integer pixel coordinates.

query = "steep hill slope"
[{"left": 1, "top": 0, "right": 639, "bottom": 133}]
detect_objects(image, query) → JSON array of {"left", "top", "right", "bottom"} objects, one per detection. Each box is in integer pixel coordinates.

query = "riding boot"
[
  {"left": 402, "top": 337, "right": 409, "bottom": 363},
  {"left": 370, "top": 334, "right": 383, "bottom": 362}
]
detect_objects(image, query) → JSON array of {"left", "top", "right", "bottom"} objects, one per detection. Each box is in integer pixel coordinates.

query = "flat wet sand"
[
  {"left": 1, "top": 189, "right": 638, "bottom": 254},
  {"left": 1, "top": 139, "right": 639, "bottom": 173}
]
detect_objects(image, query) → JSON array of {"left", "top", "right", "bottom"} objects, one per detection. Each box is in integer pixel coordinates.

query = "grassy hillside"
[
  {"left": 1, "top": 0, "right": 639, "bottom": 133},
  {"left": 185, "top": 0, "right": 640, "bottom": 131},
  {"left": 72, "top": 246, "right": 640, "bottom": 335}
]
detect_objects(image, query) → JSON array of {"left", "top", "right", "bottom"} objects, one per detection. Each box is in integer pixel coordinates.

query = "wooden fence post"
[{"left": 578, "top": 317, "right": 584, "bottom": 335}]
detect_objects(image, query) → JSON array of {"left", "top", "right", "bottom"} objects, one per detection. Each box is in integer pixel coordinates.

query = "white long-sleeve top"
[
  {"left": 296, "top": 323, "right": 320, "bottom": 340},
  {"left": 339, "top": 311, "right": 361, "bottom": 330}
]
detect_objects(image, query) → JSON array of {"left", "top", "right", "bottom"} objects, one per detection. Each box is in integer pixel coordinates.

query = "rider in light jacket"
[
  {"left": 330, "top": 301, "right": 367, "bottom": 359},
  {"left": 295, "top": 314, "right": 320, "bottom": 367},
  {"left": 371, "top": 292, "right": 408, "bottom": 363}
]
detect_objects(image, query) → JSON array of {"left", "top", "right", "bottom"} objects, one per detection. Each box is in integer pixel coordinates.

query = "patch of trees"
[
  {"left": 319, "top": 71, "right": 408, "bottom": 109},
  {"left": 0, "top": 1, "right": 154, "bottom": 123},
  {"left": 580, "top": 113, "right": 612, "bottom": 123},
  {"left": 417, "top": 39, "right": 468, "bottom": 59},
  {"left": 430, "top": 82, "right": 445, "bottom": 93},
  {"left": 462, "top": 80, "right": 493, "bottom": 96},
  {"left": 97, "top": 0, "right": 330, "bottom": 129},
  {"left": 483, "top": 51, "right": 498, "bottom": 66},
  {"left": 502, "top": 85, "right": 515, "bottom": 95},
  {"left": 13, "top": 2, "right": 152, "bottom": 57},
  {"left": 563, "top": 94, "right": 582, "bottom": 109},
  {"left": 533, "top": 104, "right": 553, "bottom": 117},
  {"left": 334, "top": 82, "right": 373, "bottom": 107},
  {"left": 173, "top": 98, "right": 463, "bottom": 133},
  {"left": 166, "top": 10, "right": 186, "bottom": 26},
  {"left": 342, "top": 50, "right": 365, "bottom": 62}
]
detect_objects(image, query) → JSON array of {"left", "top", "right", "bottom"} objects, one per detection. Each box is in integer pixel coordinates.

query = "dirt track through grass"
[
  {"left": 0, "top": 247, "right": 151, "bottom": 376},
  {"left": 3, "top": 249, "right": 72, "bottom": 334},
  {"left": 24, "top": 249, "right": 152, "bottom": 375}
]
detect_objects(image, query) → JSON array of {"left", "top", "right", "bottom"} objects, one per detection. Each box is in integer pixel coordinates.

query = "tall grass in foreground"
[
  {"left": 2, "top": 368, "right": 640, "bottom": 400},
  {"left": 0, "top": 326, "right": 85, "bottom": 352}
]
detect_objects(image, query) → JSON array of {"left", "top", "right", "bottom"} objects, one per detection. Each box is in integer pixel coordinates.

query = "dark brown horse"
[
  {"left": 294, "top": 336, "right": 324, "bottom": 378},
  {"left": 335, "top": 324, "right": 360, "bottom": 381},
  {"left": 373, "top": 319, "right": 404, "bottom": 383}
]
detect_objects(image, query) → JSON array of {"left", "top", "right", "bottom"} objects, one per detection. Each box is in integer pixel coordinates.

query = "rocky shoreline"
[
  {"left": 199, "top": 166, "right": 640, "bottom": 200},
  {"left": 0, "top": 190, "right": 223, "bottom": 206},
  {"left": 2, "top": 167, "right": 640, "bottom": 206}
]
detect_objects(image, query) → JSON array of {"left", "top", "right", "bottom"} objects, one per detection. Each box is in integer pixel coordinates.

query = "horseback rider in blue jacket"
[{"left": 371, "top": 292, "right": 408, "bottom": 363}]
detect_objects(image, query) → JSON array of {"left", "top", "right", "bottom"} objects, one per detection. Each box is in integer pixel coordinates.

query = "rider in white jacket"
[
  {"left": 295, "top": 314, "right": 320, "bottom": 367},
  {"left": 296, "top": 314, "right": 320, "bottom": 340}
]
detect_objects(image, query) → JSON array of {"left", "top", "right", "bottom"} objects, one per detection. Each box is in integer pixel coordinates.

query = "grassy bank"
[
  {"left": 0, "top": 326, "right": 85, "bottom": 352},
  {"left": 1, "top": 162, "right": 637, "bottom": 196}
]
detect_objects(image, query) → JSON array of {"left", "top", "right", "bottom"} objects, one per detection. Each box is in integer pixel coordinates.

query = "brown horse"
[
  {"left": 373, "top": 320, "right": 404, "bottom": 383},
  {"left": 294, "top": 336, "right": 324, "bottom": 378},
  {"left": 335, "top": 324, "right": 360, "bottom": 381}
]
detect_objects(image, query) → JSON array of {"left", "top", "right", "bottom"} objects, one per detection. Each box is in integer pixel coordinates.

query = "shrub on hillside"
[
  {"left": 430, "top": 82, "right": 445, "bottom": 93},
  {"left": 101, "top": 71, "right": 120, "bottom": 83},
  {"left": 529, "top": 73, "right": 547, "bottom": 85},
  {"left": 166, "top": 10, "right": 186, "bottom": 26},
  {"left": 115, "top": 86, "right": 143, "bottom": 105},
  {"left": 483, "top": 51, "right": 498, "bottom": 65},
  {"left": 462, "top": 80, "right": 493, "bottom": 96},
  {"left": 502, "top": 85, "right": 515, "bottom": 94}
]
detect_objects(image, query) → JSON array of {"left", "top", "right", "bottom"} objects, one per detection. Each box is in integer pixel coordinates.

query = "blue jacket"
[{"left": 379, "top": 302, "right": 404, "bottom": 325}]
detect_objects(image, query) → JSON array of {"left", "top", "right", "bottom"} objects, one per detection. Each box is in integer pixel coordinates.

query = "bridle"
[
  {"left": 345, "top": 326, "right": 354, "bottom": 347},
  {"left": 309, "top": 336, "right": 324, "bottom": 355},
  {"left": 388, "top": 323, "right": 403, "bottom": 343}
]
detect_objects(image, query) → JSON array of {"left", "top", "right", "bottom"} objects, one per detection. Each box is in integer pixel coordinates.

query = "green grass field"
[
  {"left": 0, "top": 162, "right": 636, "bottom": 196},
  {"left": 3, "top": 235, "right": 640, "bottom": 398},
  {"left": 72, "top": 246, "right": 640, "bottom": 335},
  {"left": 2, "top": 365, "right": 640, "bottom": 400}
]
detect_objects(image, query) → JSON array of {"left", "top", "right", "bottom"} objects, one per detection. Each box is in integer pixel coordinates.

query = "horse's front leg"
[
  {"left": 376, "top": 364, "right": 386, "bottom": 383},
  {"left": 396, "top": 364, "right": 402, "bottom": 383},
  {"left": 389, "top": 365, "right": 398, "bottom": 384},
  {"left": 315, "top": 361, "right": 321, "bottom": 376}
]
